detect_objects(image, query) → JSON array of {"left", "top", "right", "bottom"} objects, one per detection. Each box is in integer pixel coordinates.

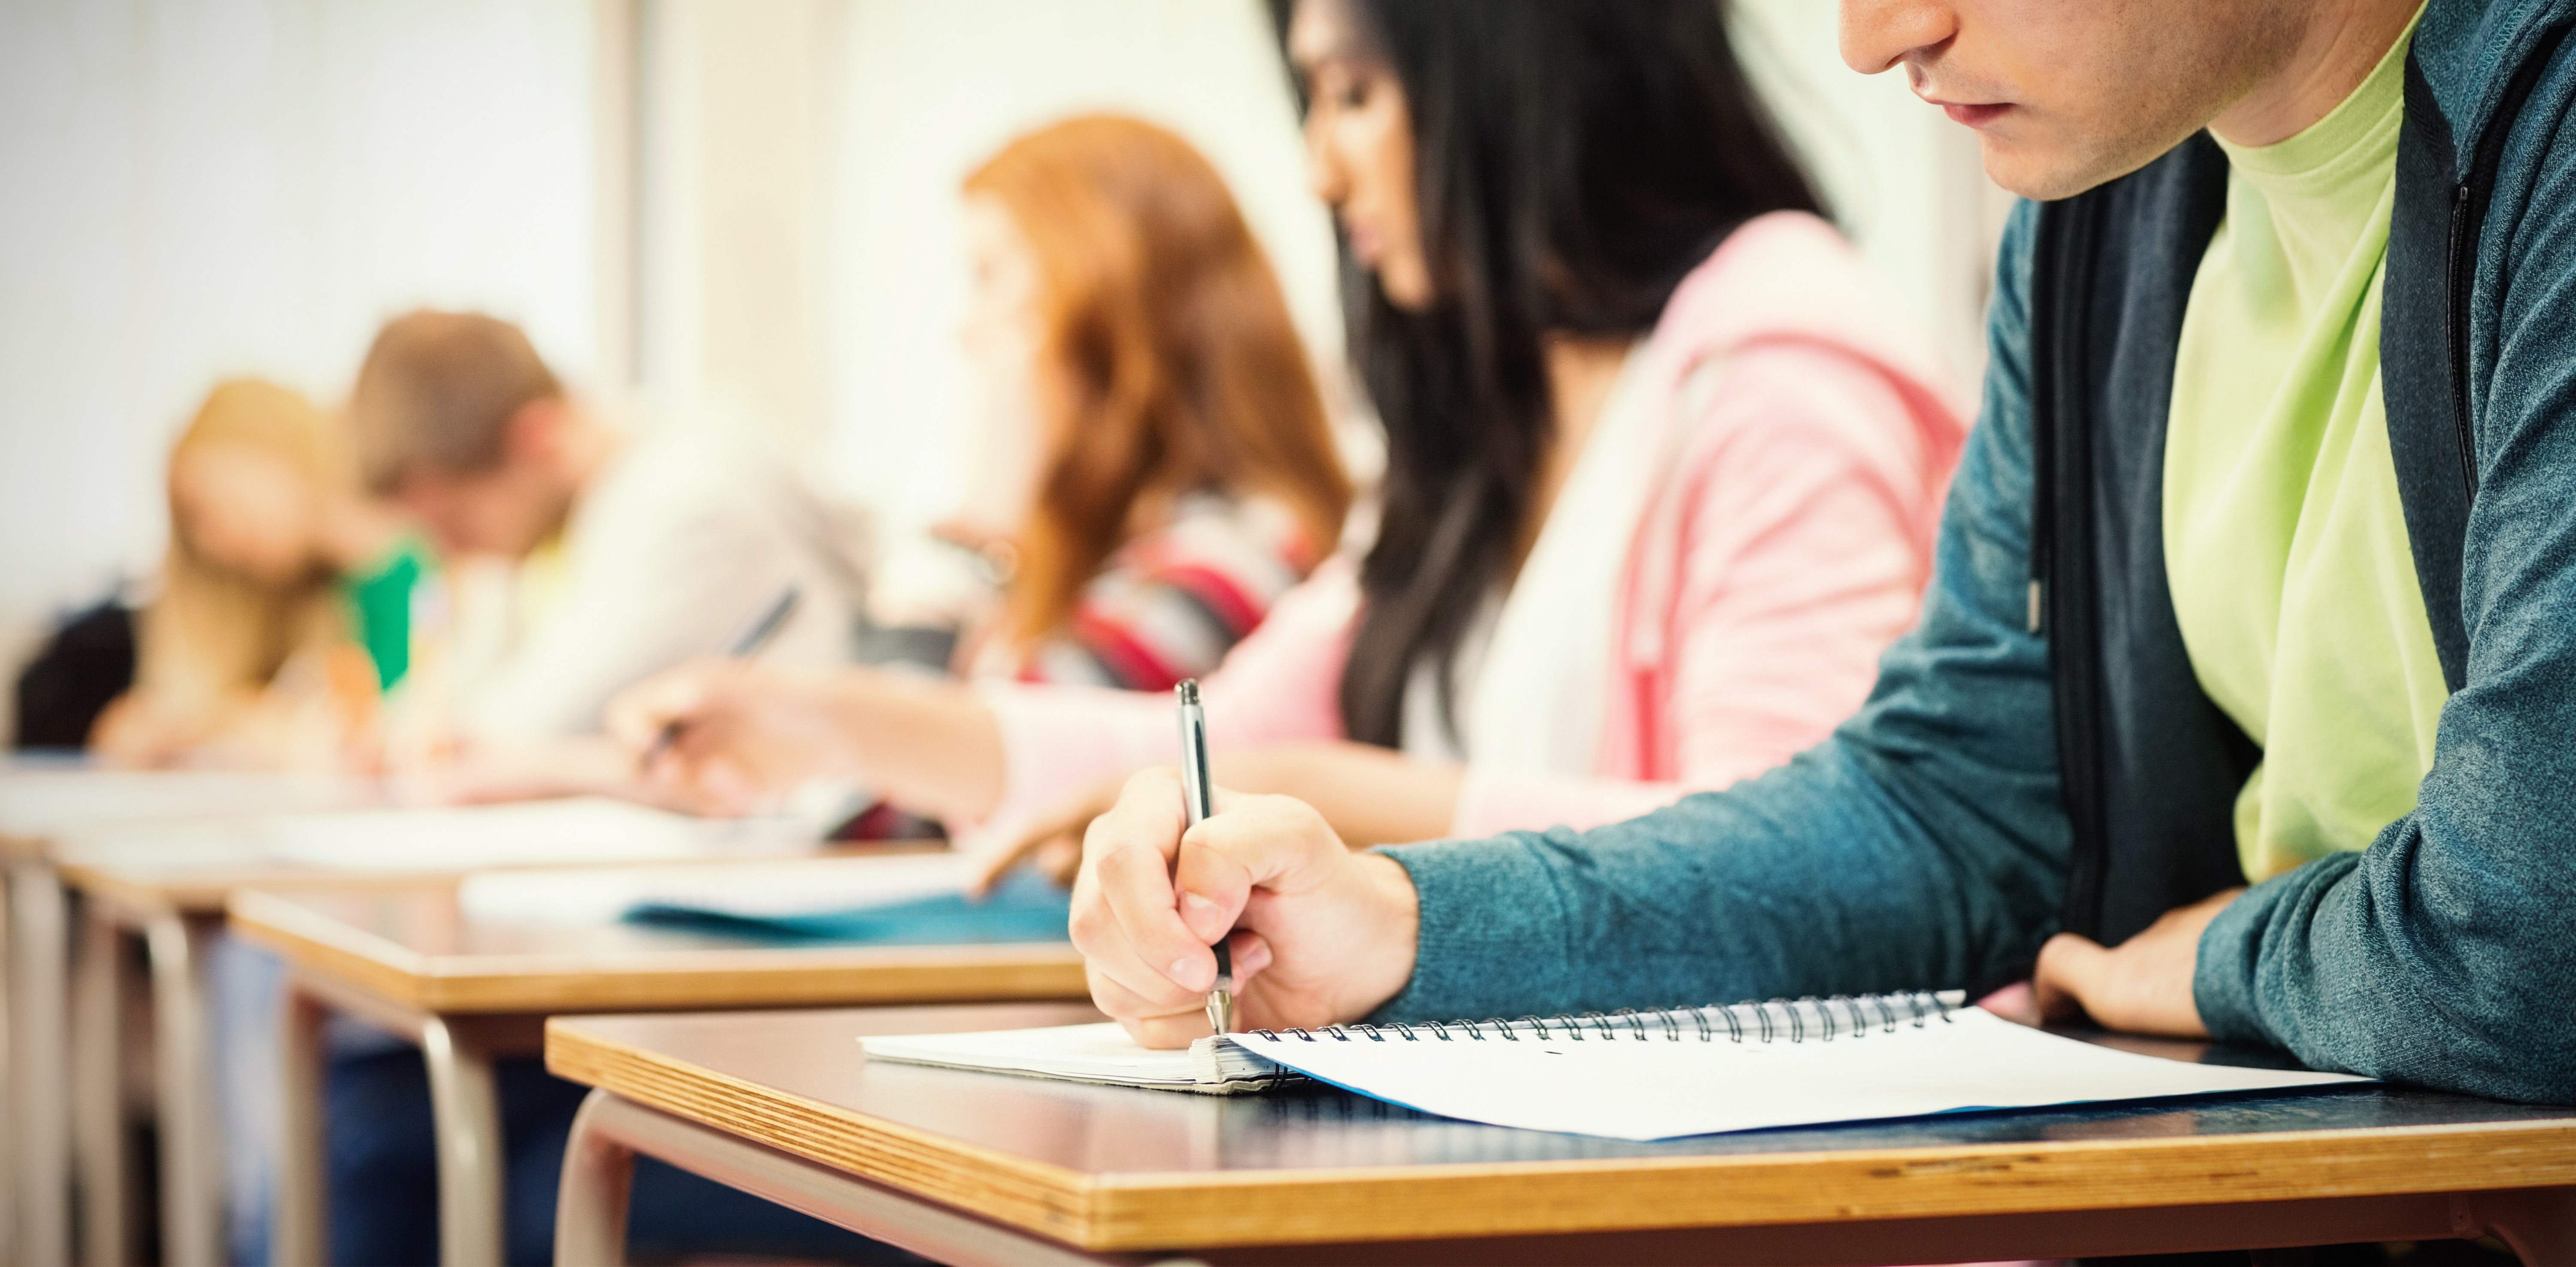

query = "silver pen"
[{"left": 1176, "top": 679, "right": 1234, "bottom": 1033}]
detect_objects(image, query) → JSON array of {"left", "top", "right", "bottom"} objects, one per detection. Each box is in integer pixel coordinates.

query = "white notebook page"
[
  {"left": 866, "top": 1023, "right": 1204, "bottom": 1087},
  {"left": 1239, "top": 1007, "right": 2368, "bottom": 1141}
]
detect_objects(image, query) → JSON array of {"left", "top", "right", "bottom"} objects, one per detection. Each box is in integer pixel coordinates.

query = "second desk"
[{"left": 210, "top": 873, "right": 1084, "bottom": 1267}]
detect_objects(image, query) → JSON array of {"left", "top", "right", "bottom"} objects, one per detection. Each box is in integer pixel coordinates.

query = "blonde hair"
[{"left": 136, "top": 380, "right": 347, "bottom": 715}]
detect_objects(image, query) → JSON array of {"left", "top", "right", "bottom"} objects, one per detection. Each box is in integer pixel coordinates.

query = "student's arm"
[
  {"left": 2184, "top": 112, "right": 2576, "bottom": 1103},
  {"left": 622, "top": 556, "right": 1364, "bottom": 830},
  {"left": 453, "top": 452, "right": 807, "bottom": 739},
  {"left": 1073, "top": 205, "right": 2071, "bottom": 1041},
  {"left": 610, "top": 660, "right": 1008, "bottom": 824}
]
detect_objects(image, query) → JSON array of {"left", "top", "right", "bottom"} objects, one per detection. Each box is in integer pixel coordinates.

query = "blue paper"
[{"left": 622, "top": 868, "right": 1072, "bottom": 944}]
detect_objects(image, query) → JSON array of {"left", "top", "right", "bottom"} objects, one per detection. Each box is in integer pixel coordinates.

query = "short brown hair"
[{"left": 347, "top": 310, "right": 563, "bottom": 492}]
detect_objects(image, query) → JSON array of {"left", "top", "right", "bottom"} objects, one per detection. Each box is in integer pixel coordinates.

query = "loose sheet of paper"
[
  {"left": 1238, "top": 1008, "right": 2367, "bottom": 1140},
  {"left": 261, "top": 797, "right": 810, "bottom": 871},
  {"left": 458, "top": 853, "right": 977, "bottom": 924},
  {"left": 863, "top": 1023, "right": 1203, "bottom": 1087},
  {"left": 0, "top": 770, "right": 376, "bottom": 835}
]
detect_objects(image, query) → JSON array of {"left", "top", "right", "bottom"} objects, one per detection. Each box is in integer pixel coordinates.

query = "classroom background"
[{"left": 0, "top": 0, "right": 2010, "bottom": 713}]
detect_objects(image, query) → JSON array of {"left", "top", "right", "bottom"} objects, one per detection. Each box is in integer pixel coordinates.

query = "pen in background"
[
  {"left": 639, "top": 585, "right": 802, "bottom": 772},
  {"left": 1177, "top": 678, "right": 1234, "bottom": 1033}
]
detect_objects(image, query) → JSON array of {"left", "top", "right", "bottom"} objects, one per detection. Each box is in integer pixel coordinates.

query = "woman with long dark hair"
[{"left": 611, "top": 0, "right": 1966, "bottom": 868}]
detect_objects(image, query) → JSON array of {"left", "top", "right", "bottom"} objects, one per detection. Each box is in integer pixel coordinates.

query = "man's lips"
[{"left": 1931, "top": 99, "right": 2012, "bottom": 128}]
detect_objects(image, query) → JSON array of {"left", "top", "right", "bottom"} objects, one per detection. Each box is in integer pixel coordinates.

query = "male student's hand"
[
  {"left": 2032, "top": 887, "right": 2241, "bottom": 1039},
  {"left": 606, "top": 659, "right": 860, "bottom": 815},
  {"left": 1072, "top": 768, "right": 1420, "bottom": 1048}
]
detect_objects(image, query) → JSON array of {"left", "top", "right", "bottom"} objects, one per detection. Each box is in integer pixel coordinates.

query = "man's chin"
[{"left": 1977, "top": 130, "right": 2196, "bottom": 203}]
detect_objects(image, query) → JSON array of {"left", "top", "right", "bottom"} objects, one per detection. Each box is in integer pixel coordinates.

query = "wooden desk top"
[
  {"left": 547, "top": 1005, "right": 2576, "bottom": 1253},
  {"left": 229, "top": 883, "right": 1088, "bottom": 1015}
]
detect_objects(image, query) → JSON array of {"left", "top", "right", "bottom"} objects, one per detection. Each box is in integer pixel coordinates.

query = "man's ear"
[{"left": 501, "top": 399, "right": 569, "bottom": 468}]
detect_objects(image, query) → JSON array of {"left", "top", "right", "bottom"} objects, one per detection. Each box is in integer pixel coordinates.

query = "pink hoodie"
[{"left": 971, "top": 213, "right": 1968, "bottom": 843}]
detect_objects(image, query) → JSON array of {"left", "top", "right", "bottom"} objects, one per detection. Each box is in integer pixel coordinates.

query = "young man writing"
[
  {"left": 347, "top": 311, "right": 862, "bottom": 740},
  {"left": 1067, "top": 0, "right": 2576, "bottom": 1106}
]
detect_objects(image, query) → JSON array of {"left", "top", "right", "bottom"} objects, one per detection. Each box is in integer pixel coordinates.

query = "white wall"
[{"left": 0, "top": 0, "right": 602, "bottom": 688}]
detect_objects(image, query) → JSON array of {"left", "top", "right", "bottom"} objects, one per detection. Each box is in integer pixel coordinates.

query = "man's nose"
[{"left": 1839, "top": 0, "right": 1956, "bottom": 76}]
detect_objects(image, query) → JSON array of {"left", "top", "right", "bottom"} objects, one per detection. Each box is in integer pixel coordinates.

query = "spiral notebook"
[{"left": 860, "top": 991, "right": 2371, "bottom": 1141}]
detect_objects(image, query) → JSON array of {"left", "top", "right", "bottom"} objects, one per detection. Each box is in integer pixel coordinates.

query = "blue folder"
[{"left": 621, "top": 867, "right": 1073, "bottom": 945}]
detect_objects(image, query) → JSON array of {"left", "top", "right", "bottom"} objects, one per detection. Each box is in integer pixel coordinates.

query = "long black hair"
[{"left": 1273, "top": 0, "right": 1826, "bottom": 747}]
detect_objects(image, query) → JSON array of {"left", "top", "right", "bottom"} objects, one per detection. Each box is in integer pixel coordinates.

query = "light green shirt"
[{"left": 2164, "top": 9, "right": 2448, "bottom": 883}]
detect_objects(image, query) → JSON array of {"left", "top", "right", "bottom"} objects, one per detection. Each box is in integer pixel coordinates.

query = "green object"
[
  {"left": 338, "top": 537, "right": 429, "bottom": 691},
  {"left": 2162, "top": 6, "right": 2448, "bottom": 883}
]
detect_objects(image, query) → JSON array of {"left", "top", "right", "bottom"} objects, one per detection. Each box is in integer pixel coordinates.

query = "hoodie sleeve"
[
  {"left": 1449, "top": 341, "right": 1943, "bottom": 838},
  {"left": 2192, "top": 58, "right": 2576, "bottom": 1102},
  {"left": 1375, "top": 203, "right": 2072, "bottom": 1021}
]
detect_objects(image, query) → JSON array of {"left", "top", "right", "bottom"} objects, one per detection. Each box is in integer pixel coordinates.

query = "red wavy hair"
[{"left": 965, "top": 114, "right": 1350, "bottom": 644}]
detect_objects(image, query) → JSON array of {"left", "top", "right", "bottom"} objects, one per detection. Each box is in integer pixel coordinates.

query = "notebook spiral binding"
[{"left": 1251, "top": 990, "right": 1956, "bottom": 1046}]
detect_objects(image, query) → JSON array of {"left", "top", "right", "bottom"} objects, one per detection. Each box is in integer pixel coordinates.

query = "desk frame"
[
  {"left": 4, "top": 857, "right": 72, "bottom": 1267},
  {"left": 232, "top": 887, "right": 1088, "bottom": 1267},
  {"left": 554, "top": 1087, "right": 2576, "bottom": 1266}
]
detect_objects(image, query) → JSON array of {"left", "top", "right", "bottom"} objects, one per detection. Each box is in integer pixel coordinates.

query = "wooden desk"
[
  {"left": 56, "top": 815, "right": 478, "bottom": 1267},
  {"left": 229, "top": 882, "right": 1088, "bottom": 1267},
  {"left": 545, "top": 1006, "right": 2576, "bottom": 1266},
  {"left": 53, "top": 807, "right": 864, "bottom": 1267},
  {"left": 0, "top": 768, "right": 379, "bottom": 1267}
]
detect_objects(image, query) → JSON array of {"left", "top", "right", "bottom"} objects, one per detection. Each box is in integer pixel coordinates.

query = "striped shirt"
[{"left": 991, "top": 493, "right": 1316, "bottom": 692}]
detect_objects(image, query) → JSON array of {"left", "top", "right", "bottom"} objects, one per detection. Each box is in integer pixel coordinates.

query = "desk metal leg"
[
  {"left": 9, "top": 863, "right": 70, "bottom": 1267},
  {"left": 554, "top": 1089, "right": 1188, "bottom": 1267},
  {"left": 145, "top": 913, "right": 222, "bottom": 1267},
  {"left": 72, "top": 906, "right": 128, "bottom": 1267},
  {"left": 272, "top": 986, "right": 329, "bottom": 1267},
  {"left": 2457, "top": 1186, "right": 2576, "bottom": 1265},
  {"left": 553, "top": 1093, "right": 632, "bottom": 1267},
  {"left": 421, "top": 1016, "right": 505, "bottom": 1267},
  {"left": 0, "top": 863, "right": 15, "bottom": 1265}
]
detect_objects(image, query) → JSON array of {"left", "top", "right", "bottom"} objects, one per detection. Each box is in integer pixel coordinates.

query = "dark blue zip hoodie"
[{"left": 1371, "top": 0, "right": 2576, "bottom": 1105}]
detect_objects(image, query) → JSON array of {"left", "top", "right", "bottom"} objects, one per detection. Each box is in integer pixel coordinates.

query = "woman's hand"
[
  {"left": 1071, "top": 768, "right": 1421, "bottom": 1048},
  {"left": 605, "top": 660, "right": 861, "bottom": 815},
  {"left": 968, "top": 778, "right": 1118, "bottom": 895}
]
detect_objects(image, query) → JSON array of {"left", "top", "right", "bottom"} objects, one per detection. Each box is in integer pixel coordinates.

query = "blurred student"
[
  {"left": 88, "top": 379, "right": 425, "bottom": 768},
  {"left": 345, "top": 311, "right": 863, "bottom": 745},
  {"left": 899, "top": 113, "right": 1350, "bottom": 691},
  {"left": 609, "top": 0, "right": 1968, "bottom": 868},
  {"left": 325, "top": 124, "right": 1349, "bottom": 1264}
]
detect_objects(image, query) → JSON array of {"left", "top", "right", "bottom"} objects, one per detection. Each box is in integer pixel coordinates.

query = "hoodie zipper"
[{"left": 2445, "top": 21, "right": 2576, "bottom": 507}]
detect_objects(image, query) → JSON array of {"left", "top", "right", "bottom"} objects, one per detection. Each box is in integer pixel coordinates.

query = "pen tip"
[{"left": 1176, "top": 679, "right": 1200, "bottom": 705}]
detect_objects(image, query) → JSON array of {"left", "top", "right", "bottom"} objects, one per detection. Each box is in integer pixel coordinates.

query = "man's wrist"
[{"left": 1347, "top": 850, "right": 1421, "bottom": 1020}]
